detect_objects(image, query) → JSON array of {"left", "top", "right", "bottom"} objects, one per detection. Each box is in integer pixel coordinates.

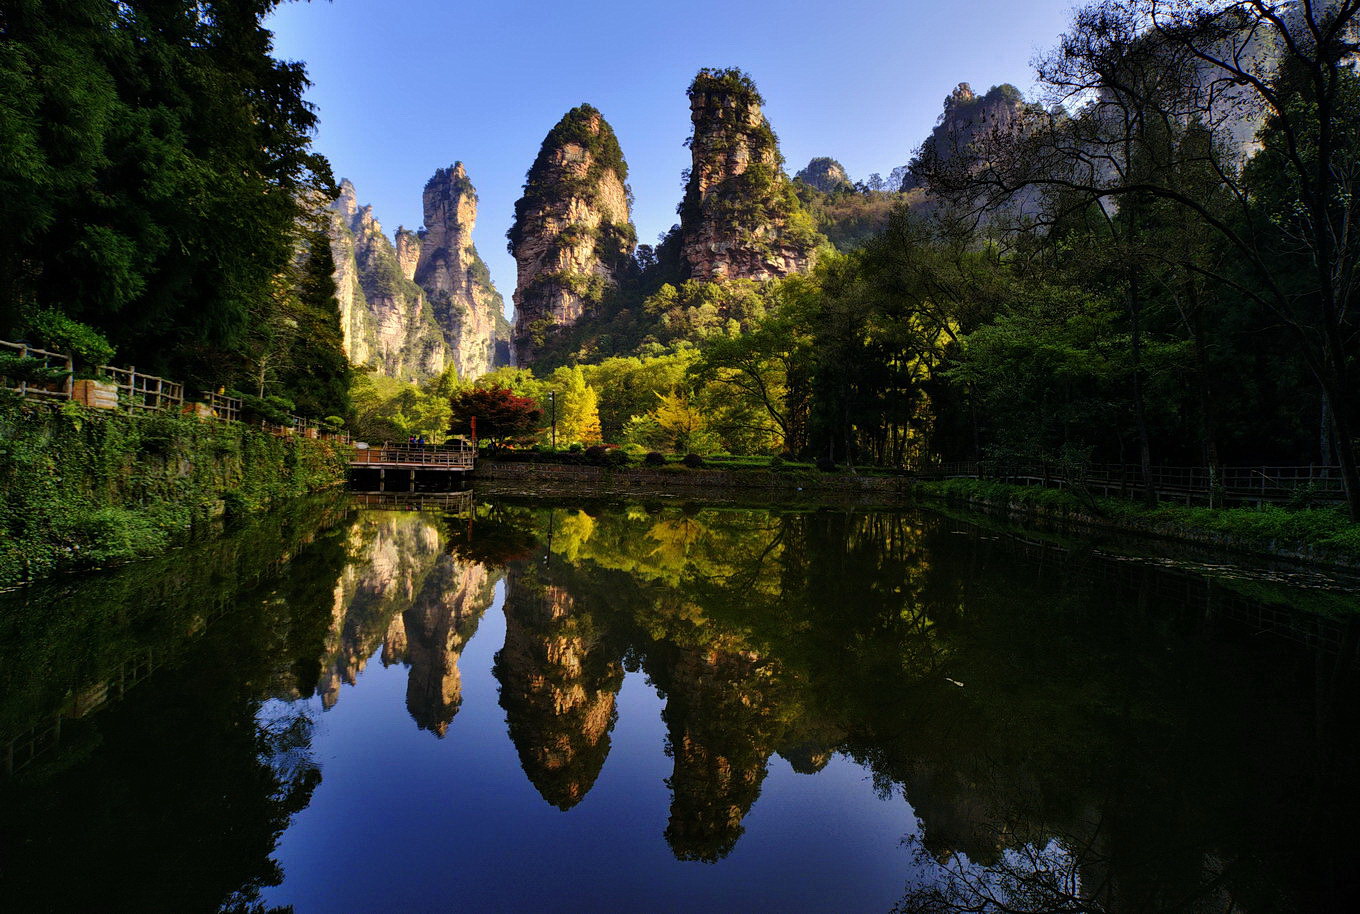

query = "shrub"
[
  {"left": 584, "top": 444, "right": 609, "bottom": 463},
  {"left": 644, "top": 451, "right": 666, "bottom": 466},
  {"left": 683, "top": 453, "right": 705, "bottom": 468},
  {"left": 234, "top": 392, "right": 292, "bottom": 426},
  {"left": 23, "top": 309, "right": 115, "bottom": 373},
  {"left": 0, "top": 353, "right": 72, "bottom": 385},
  {"left": 606, "top": 449, "right": 629, "bottom": 467},
  {"left": 816, "top": 456, "right": 837, "bottom": 472},
  {"left": 568, "top": 443, "right": 584, "bottom": 453}
]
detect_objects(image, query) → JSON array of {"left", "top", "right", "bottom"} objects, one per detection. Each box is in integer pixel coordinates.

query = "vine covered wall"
[{"left": 0, "top": 398, "right": 350, "bottom": 587}]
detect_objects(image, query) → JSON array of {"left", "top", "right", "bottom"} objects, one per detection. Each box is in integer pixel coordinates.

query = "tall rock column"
[
  {"left": 679, "top": 68, "right": 821, "bottom": 281},
  {"left": 326, "top": 179, "right": 449, "bottom": 380},
  {"left": 413, "top": 164, "right": 507, "bottom": 380},
  {"left": 508, "top": 104, "right": 636, "bottom": 366}
]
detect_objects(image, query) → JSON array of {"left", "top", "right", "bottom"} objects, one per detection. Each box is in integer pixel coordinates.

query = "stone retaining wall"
[{"left": 472, "top": 460, "right": 914, "bottom": 499}]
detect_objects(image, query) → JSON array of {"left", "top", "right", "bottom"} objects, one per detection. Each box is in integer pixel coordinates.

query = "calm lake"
[{"left": 3, "top": 492, "right": 1359, "bottom": 913}]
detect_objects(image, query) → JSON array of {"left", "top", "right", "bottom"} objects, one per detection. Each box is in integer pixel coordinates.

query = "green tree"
[
  {"left": 0, "top": 0, "right": 332, "bottom": 392},
  {"left": 552, "top": 366, "right": 604, "bottom": 445}
]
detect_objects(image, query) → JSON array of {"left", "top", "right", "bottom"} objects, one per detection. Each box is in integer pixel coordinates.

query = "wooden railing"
[
  {"left": 351, "top": 443, "right": 476, "bottom": 469},
  {"left": 1, "top": 338, "right": 347, "bottom": 442},
  {"left": 201, "top": 391, "right": 241, "bottom": 423},
  {"left": 919, "top": 460, "right": 1347, "bottom": 503},
  {"left": 1, "top": 340, "right": 73, "bottom": 400},
  {"left": 99, "top": 364, "right": 184, "bottom": 412}
]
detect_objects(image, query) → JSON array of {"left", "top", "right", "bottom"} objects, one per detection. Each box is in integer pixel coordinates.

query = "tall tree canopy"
[{"left": 0, "top": 0, "right": 336, "bottom": 397}]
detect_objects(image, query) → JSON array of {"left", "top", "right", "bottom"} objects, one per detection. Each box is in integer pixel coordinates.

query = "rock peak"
[
  {"left": 325, "top": 178, "right": 449, "bottom": 379},
  {"left": 679, "top": 68, "right": 820, "bottom": 281},
  {"left": 795, "top": 157, "right": 853, "bottom": 193},
  {"left": 414, "top": 163, "right": 506, "bottom": 380},
  {"left": 509, "top": 105, "right": 635, "bottom": 365}
]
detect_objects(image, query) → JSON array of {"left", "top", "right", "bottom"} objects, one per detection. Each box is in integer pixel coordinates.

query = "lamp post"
[{"left": 549, "top": 390, "right": 557, "bottom": 451}]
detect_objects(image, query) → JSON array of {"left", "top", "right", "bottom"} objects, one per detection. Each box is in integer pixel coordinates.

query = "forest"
[{"left": 3, "top": 1, "right": 1359, "bottom": 513}]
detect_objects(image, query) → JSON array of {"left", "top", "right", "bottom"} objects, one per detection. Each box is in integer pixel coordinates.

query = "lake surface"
[{"left": 3, "top": 493, "right": 1360, "bottom": 912}]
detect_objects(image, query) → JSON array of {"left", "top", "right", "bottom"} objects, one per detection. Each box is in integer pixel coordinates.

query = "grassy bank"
[
  {"left": 0, "top": 398, "right": 350, "bottom": 587},
  {"left": 917, "top": 478, "right": 1360, "bottom": 566}
]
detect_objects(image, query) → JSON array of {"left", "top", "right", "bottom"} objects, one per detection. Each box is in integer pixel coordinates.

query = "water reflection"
[
  {"left": 2, "top": 496, "right": 1358, "bottom": 911},
  {"left": 495, "top": 563, "right": 624, "bottom": 809},
  {"left": 321, "top": 512, "right": 497, "bottom": 736},
  {"left": 0, "top": 496, "right": 349, "bottom": 912}
]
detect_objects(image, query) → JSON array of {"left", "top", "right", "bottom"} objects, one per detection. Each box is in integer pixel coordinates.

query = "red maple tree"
[{"left": 448, "top": 387, "right": 542, "bottom": 445}]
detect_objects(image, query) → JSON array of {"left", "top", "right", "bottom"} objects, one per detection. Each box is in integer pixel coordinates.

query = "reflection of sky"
[{"left": 260, "top": 580, "right": 922, "bottom": 912}]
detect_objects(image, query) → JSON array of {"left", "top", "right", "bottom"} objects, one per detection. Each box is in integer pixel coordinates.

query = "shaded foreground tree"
[
  {"left": 0, "top": 0, "right": 335, "bottom": 397},
  {"left": 915, "top": 0, "right": 1360, "bottom": 516}
]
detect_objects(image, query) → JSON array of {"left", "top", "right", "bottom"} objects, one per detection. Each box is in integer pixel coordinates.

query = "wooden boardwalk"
[
  {"left": 349, "top": 444, "right": 476, "bottom": 493},
  {"left": 350, "top": 444, "right": 476, "bottom": 471}
]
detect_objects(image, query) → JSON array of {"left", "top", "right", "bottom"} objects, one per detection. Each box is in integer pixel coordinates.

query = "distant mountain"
[{"left": 795, "top": 157, "right": 854, "bottom": 193}]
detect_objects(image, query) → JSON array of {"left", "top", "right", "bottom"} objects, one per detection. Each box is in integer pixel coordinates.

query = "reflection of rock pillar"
[
  {"left": 402, "top": 555, "right": 490, "bottom": 737},
  {"left": 495, "top": 565, "right": 623, "bottom": 810},
  {"left": 317, "top": 515, "right": 446, "bottom": 710},
  {"left": 659, "top": 647, "right": 778, "bottom": 862}
]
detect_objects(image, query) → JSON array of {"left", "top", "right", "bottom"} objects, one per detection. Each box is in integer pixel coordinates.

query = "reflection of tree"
[
  {"left": 0, "top": 504, "right": 347, "bottom": 911},
  {"left": 443, "top": 503, "right": 539, "bottom": 567},
  {"left": 494, "top": 562, "right": 624, "bottom": 810},
  {"left": 524, "top": 499, "right": 1360, "bottom": 907}
]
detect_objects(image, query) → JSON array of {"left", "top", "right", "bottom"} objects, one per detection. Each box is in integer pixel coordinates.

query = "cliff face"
[
  {"left": 327, "top": 173, "right": 507, "bottom": 382},
  {"left": 795, "top": 157, "right": 853, "bottom": 193},
  {"left": 904, "top": 83, "right": 1030, "bottom": 190},
  {"left": 508, "top": 105, "right": 636, "bottom": 365},
  {"left": 328, "top": 180, "right": 448, "bottom": 380},
  {"left": 679, "top": 69, "right": 821, "bottom": 282},
  {"left": 414, "top": 164, "right": 507, "bottom": 380}
]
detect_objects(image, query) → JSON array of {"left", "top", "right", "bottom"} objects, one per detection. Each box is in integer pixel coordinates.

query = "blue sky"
[{"left": 266, "top": 0, "right": 1077, "bottom": 301}]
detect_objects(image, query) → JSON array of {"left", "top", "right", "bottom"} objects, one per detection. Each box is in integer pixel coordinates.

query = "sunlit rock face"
[
  {"left": 495, "top": 565, "right": 624, "bottom": 809},
  {"left": 327, "top": 180, "right": 449, "bottom": 380},
  {"left": 318, "top": 513, "right": 495, "bottom": 733},
  {"left": 508, "top": 105, "right": 635, "bottom": 365},
  {"left": 794, "top": 157, "right": 853, "bottom": 193},
  {"left": 413, "top": 164, "right": 508, "bottom": 380},
  {"left": 679, "top": 69, "right": 819, "bottom": 282},
  {"left": 394, "top": 227, "right": 422, "bottom": 282},
  {"left": 904, "top": 83, "right": 1031, "bottom": 191}
]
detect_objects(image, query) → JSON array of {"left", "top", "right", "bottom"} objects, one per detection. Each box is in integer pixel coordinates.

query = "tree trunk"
[
  {"left": 1186, "top": 284, "right": 1222, "bottom": 507},
  {"left": 1128, "top": 275, "right": 1156, "bottom": 507},
  {"left": 1318, "top": 363, "right": 1360, "bottom": 521}
]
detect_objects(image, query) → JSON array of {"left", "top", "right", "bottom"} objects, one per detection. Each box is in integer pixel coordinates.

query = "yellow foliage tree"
[
  {"left": 558, "top": 366, "right": 603, "bottom": 444},
  {"left": 652, "top": 390, "right": 707, "bottom": 453}
]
